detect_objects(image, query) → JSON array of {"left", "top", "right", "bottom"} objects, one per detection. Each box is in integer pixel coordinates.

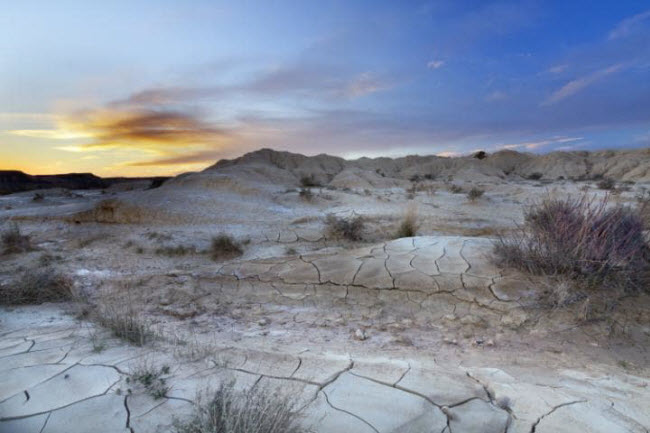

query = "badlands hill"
[{"left": 208, "top": 147, "right": 650, "bottom": 187}]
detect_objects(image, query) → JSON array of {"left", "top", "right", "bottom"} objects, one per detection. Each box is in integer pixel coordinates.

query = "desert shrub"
[
  {"left": 299, "top": 175, "right": 320, "bottom": 187},
  {"left": 449, "top": 184, "right": 463, "bottom": 194},
  {"left": 1, "top": 223, "right": 32, "bottom": 254},
  {"left": 210, "top": 234, "right": 243, "bottom": 260},
  {"left": 298, "top": 188, "right": 313, "bottom": 201},
  {"left": 128, "top": 362, "right": 171, "bottom": 400},
  {"left": 173, "top": 382, "right": 304, "bottom": 433},
  {"left": 473, "top": 150, "right": 487, "bottom": 160},
  {"left": 597, "top": 178, "right": 616, "bottom": 190},
  {"left": 466, "top": 188, "right": 485, "bottom": 201},
  {"left": 409, "top": 174, "right": 421, "bottom": 182},
  {"left": 0, "top": 268, "right": 73, "bottom": 305},
  {"left": 424, "top": 173, "right": 435, "bottom": 180},
  {"left": 325, "top": 214, "right": 365, "bottom": 241},
  {"left": 526, "top": 172, "right": 543, "bottom": 180},
  {"left": 95, "top": 302, "right": 155, "bottom": 346},
  {"left": 155, "top": 245, "right": 196, "bottom": 257},
  {"left": 493, "top": 195, "right": 649, "bottom": 292},
  {"left": 395, "top": 207, "right": 419, "bottom": 238}
]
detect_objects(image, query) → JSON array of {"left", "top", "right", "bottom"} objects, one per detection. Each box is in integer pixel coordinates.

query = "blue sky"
[{"left": 1, "top": 0, "right": 649, "bottom": 175}]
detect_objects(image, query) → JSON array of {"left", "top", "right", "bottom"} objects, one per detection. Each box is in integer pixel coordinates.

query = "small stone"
[
  {"left": 486, "top": 339, "right": 495, "bottom": 347},
  {"left": 441, "top": 406, "right": 455, "bottom": 420},
  {"left": 353, "top": 328, "right": 367, "bottom": 341},
  {"left": 443, "top": 337, "right": 458, "bottom": 345},
  {"left": 258, "top": 318, "right": 270, "bottom": 326}
]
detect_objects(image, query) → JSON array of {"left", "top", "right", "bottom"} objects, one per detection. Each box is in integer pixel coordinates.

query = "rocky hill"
[{"left": 208, "top": 147, "right": 650, "bottom": 187}]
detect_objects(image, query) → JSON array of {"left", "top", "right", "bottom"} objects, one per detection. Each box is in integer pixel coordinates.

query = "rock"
[{"left": 353, "top": 328, "right": 367, "bottom": 341}]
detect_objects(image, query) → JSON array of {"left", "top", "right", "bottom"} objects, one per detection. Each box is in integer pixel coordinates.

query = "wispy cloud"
[
  {"left": 496, "top": 136, "right": 584, "bottom": 150},
  {"left": 427, "top": 60, "right": 445, "bottom": 70},
  {"left": 547, "top": 64, "right": 567, "bottom": 74},
  {"left": 608, "top": 9, "right": 650, "bottom": 40},
  {"left": 541, "top": 64, "right": 626, "bottom": 106},
  {"left": 485, "top": 90, "right": 507, "bottom": 101}
]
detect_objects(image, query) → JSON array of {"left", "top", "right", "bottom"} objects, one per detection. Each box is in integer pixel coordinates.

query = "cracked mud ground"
[
  {"left": 1, "top": 174, "right": 650, "bottom": 433},
  {"left": 1, "top": 232, "right": 649, "bottom": 433}
]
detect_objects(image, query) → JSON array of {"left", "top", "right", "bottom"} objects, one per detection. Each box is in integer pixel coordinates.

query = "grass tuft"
[
  {"left": 1, "top": 223, "right": 32, "bottom": 255},
  {"left": 324, "top": 214, "right": 365, "bottom": 241},
  {"left": 395, "top": 206, "right": 419, "bottom": 238},
  {"left": 173, "top": 382, "right": 304, "bottom": 433},
  {"left": 210, "top": 234, "right": 243, "bottom": 261},
  {"left": 0, "top": 267, "right": 74, "bottom": 305}
]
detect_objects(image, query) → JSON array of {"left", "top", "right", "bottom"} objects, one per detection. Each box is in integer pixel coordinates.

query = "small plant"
[
  {"left": 597, "top": 178, "right": 616, "bottom": 190},
  {"left": 395, "top": 206, "right": 419, "bottom": 238},
  {"left": 285, "top": 247, "right": 298, "bottom": 255},
  {"left": 467, "top": 188, "right": 485, "bottom": 201},
  {"left": 155, "top": 245, "right": 195, "bottom": 257},
  {"left": 299, "top": 175, "right": 320, "bottom": 187},
  {"left": 173, "top": 382, "right": 304, "bottom": 433},
  {"left": 210, "top": 234, "right": 243, "bottom": 261},
  {"left": 526, "top": 172, "right": 543, "bottom": 180},
  {"left": 95, "top": 302, "right": 155, "bottom": 346},
  {"left": 409, "top": 174, "right": 421, "bottom": 182},
  {"left": 298, "top": 187, "right": 313, "bottom": 201},
  {"left": 1, "top": 268, "right": 74, "bottom": 305},
  {"left": 1, "top": 223, "right": 32, "bottom": 255},
  {"left": 325, "top": 214, "right": 365, "bottom": 241},
  {"left": 128, "top": 362, "right": 171, "bottom": 400},
  {"left": 449, "top": 184, "right": 463, "bottom": 194}
]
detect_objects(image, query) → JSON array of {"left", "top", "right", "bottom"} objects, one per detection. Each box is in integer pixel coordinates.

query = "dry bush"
[
  {"left": 155, "top": 245, "right": 196, "bottom": 257},
  {"left": 325, "top": 214, "right": 365, "bottom": 241},
  {"left": 467, "top": 188, "right": 485, "bottom": 201},
  {"left": 395, "top": 206, "right": 419, "bottom": 238},
  {"left": 597, "top": 178, "right": 616, "bottom": 190},
  {"left": 173, "top": 382, "right": 304, "bottom": 433},
  {"left": 298, "top": 187, "right": 313, "bottom": 201},
  {"left": 1, "top": 223, "right": 32, "bottom": 255},
  {"left": 526, "top": 172, "right": 543, "bottom": 180},
  {"left": 299, "top": 175, "right": 320, "bottom": 187},
  {"left": 448, "top": 184, "right": 463, "bottom": 194},
  {"left": 0, "top": 268, "right": 74, "bottom": 305},
  {"left": 493, "top": 194, "right": 649, "bottom": 293},
  {"left": 128, "top": 360, "right": 171, "bottom": 400},
  {"left": 94, "top": 302, "right": 155, "bottom": 346},
  {"left": 211, "top": 234, "right": 243, "bottom": 261}
]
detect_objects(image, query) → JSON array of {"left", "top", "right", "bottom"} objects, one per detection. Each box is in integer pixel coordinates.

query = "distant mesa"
[{"left": 0, "top": 170, "right": 170, "bottom": 195}]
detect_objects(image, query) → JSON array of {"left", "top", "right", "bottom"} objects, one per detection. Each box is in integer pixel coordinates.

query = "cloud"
[
  {"left": 427, "top": 60, "right": 445, "bottom": 70},
  {"left": 8, "top": 107, "right": 231, "bottom": 159},
  {"left": 495, "top": 136, "right": 584, "bottom": 151},
  {"left": 344, "top": 72, "right": 391, "bottom": 97},
  {"left": 541, "top": 64, "right": 626, "bottom": 106},
  {"left": 126, "top": 149, "right": 230, "bottom": 166},
  {"left": 485, "top": 90, "right": 507, "bottom": 101},
  {"left": 547, "top": 64, "right": 567, "bottom": 74},
  {"left": 608, "top": 10, "right": 650, "bottom": 40}
]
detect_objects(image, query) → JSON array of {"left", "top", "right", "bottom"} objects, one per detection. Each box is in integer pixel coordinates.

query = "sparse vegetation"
[
  {"left": 299, "top": 175, "right": 320, "bottom": 187},
  {"left": 173, "top": 382, "right": 304, "bottom": 433},
  {"left": 298, "top": 187, "right": 313, "bottom": 201},
  {"left": 493, "top": 194, "right": 649, "bottom": 295},
  {"left": 155, "top": 245, "right": 196, "bottom": 257},
  {"left": 597, "top": 178, "right": 616, "bottom": 190},
  {"left": 325, "top": 214, "right": 365, "bottom": 241},
  {"left": 128, "top": 361, "right": 171, "bottom": 400},
  {"left": 526, "top": 172, "right": 543, "bottom": 180},
  {"left": 210, "top": 234, "right": 243, "bottom": 260},
  {"left": 0, "top": 267, "right": 74, "bottom": 305},
  {"left": 1, "top": 223, "right": 32, "bottom": 254},
  {"left": 95, "top": 302, "right": 155, "bottom": 346},
  {"left": 449, "top": 184, "right": 463, "bottom": 194},
  {"left": 467, "top": 187, "right": 485, "bottom": 201},
  {"left": 395, "top": 206, "right": 419, "bottom": 238}
]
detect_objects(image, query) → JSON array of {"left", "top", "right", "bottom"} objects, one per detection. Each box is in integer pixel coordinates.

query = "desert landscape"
[
  {"left": 1, "top": 148, "right": 649, "bottom": 432},
  {"left": 3, "top": 1, "right": 650, "bottom": 432}
]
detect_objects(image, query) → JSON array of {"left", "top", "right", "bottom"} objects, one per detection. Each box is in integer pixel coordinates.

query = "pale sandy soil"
[{"left": 1, "top": 166, "right": 649, "bottom": 433}]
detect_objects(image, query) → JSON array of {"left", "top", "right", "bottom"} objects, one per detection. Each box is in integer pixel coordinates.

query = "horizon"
[{"left": 2, "top": 1, "right": 650, "bottom": 176}]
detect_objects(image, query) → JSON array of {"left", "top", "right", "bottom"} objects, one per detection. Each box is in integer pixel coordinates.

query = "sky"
[{"left": 1, "top": 0, "right": 650, "bottom": 176}]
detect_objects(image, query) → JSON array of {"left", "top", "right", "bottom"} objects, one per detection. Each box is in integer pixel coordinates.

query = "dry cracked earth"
[{"left": 1, "top": 176, "right": 650, "bottom": 433}]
